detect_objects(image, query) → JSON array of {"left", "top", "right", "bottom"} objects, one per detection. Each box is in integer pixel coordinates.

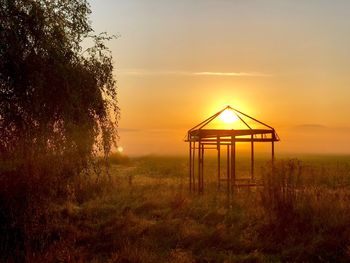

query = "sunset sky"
[{"left": 90, "top": 0, "right": 350, "bottom": 155}]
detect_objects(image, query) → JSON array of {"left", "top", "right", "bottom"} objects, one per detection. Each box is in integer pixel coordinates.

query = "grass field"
[
  {"left": 0, "top": 155, "right": 350, "bottom": 262},
  {"left": 11, "top": 154, "right": 350, "bottom": 262}
]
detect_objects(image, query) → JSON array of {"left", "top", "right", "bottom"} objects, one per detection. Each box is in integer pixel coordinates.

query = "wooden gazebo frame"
[{"left": 186, "top": 106, "right": 279, "bottom": 193}]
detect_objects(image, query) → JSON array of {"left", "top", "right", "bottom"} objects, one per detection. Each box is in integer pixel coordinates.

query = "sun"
[{"left": 219, "top": 109, "right": 239, "bottom": 123}]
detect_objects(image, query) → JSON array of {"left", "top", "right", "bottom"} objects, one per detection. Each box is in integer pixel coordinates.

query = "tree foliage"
[
  {"left": 0, "top": 1, "right": 118, "bottom": 258},
  {"left": 0, "top": 0, "right": 118, "bottom": 171}
]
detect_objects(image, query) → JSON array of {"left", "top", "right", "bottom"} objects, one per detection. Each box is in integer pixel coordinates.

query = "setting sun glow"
[
  {"left": 88, "top": 0, "right": 350, "bottom": 154},
  {"left": 219, "top": 109, "right": 239, "bottom": 124}
]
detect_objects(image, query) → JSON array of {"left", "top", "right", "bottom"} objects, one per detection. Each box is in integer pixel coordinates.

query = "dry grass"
[{"left": 2, "top": 155, "right": 350, "bottom": 262}]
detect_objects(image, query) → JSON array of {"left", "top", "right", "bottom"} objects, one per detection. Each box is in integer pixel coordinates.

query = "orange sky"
[{"left": 90, "top": 0, "right": 350, "bottom": 155}]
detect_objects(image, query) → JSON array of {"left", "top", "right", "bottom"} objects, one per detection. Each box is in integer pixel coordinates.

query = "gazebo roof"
[{"left": 187, "top": 106, "right": 279, "bottom": 142}]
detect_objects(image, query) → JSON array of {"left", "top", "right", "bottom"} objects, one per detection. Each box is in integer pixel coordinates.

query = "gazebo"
[{"left": 186, "top": 106, "right": 279, "bottom": 193}]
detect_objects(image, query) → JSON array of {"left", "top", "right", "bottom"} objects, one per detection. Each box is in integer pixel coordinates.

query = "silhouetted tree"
[
  {"left": 0, "top": 0, "right": 118, "bottom": 259},
  {"left": 0, "top": 0, "right": 118, "bottom": 170}
]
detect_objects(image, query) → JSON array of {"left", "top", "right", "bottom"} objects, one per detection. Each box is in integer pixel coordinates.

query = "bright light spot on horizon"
[
  {"left": 117, "top": 146, "right": 124, "bottom": 153},
  {"left": 219, "top": 109, "right": 239, "bottom": 124}
]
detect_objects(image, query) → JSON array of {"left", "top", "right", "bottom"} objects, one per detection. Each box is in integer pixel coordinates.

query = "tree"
[
  {"left": 0, "top": 0, "right": 118, "bottom": 171},
  {"left": 0, "top": 0, "right": 118, "bottom": 258}
]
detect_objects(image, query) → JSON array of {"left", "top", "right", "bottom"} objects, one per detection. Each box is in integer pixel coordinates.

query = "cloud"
[
  {"left": 117, "top": 69, "right": 181, "bottom": 76},
  {"left": 193, "top": 71, "right": 272, "bottom": 77},
  {"left": 118, "top": 69, "right": 271, "bottom": 77},
  {"left": 293, "top": 124, "right": 328, "bottom": 130}
]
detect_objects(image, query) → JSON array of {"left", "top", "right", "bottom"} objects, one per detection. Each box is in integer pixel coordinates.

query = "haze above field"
[{"left": 90, "top": 0, "right": 350, "bottom": 155}]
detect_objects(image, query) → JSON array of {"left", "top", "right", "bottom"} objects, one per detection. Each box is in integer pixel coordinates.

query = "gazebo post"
[
  {"left": 272, "top": 131, "right": 275, "bottom": 163},
  {"left": 189, "top": 140, "right": 192, "bottom": 192},
  {"left": 192, "top": 141, "right": 196, "bottom": 192},
  {"left": 217, "top": 136, "right": 221, "bottom": 189},
  {"left": 198, "top": 139, "right": 201, "bottom": 193},
  {"left": 231, "top": 136, "right": 236, "bottom": 193},
  {"left": 227, "top": 144, "right": 230, "bottom": 193},
  {"left": 251, "top": 135, "right": 254, "bottom": 181},
  {"left": 201, "top": 143, "right": 204, "bottom": 192}
]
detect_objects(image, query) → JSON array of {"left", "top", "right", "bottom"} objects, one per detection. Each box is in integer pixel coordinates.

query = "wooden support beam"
[
  {"left": 229, "top": 106, "right": 275, "bottom": 130},
  {"left": 201, "top": 144, "right": 204, "bottom": 193},
  {"left": 189, "top": 141, "right": 192, "bottom": 192},
  {"left": 198, "top": 138, "right": 277, "bottom": 143},
  {"left": 188, "top": 107, "right": 227, "bottom": 135},
  {"left": 231, "top": 136, "right": 236, "bottom": 193},
  {"left": 198, "top": 140, "right": 201, "bottom": 193},
  {"left": 227, "top": 144, "right": 230, "bottom": 193},
  {"left": 191, "top": 129, "right": 275, "bottom": 138},
  {"left": 192, "top": 141, "right": 196, "bottom": 192},
  {"left": 251, "top": 135, "right": 254, "bottom": 181},
  {"left": 202, "top": 147, "right": 218, "bottom": 149},
  {"left": 217, "top": 136, "right": 221, "bottom": 189}
]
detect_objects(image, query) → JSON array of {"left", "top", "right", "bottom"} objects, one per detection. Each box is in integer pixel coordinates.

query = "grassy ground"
[{"left": 27, "top": 155, "right": 350, "bottom": 262}]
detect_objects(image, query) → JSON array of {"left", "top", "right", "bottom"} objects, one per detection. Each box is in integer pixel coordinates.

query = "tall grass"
[
  {"left": 259, "top": 158, "right": 350, "bottom": 261},
  {"left": 2, "top": 154, "right": 350, "bottom": 261},
  {"left": 0, "top": 153, "right": 118, "bottom": 261},
  {"left": 261, "top": 159, "right": 302, "bottom": 220}
]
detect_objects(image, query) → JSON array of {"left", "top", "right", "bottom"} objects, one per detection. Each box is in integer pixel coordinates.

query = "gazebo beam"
[
  {"left": 217, "top": 136, "right": 221, "bottom": 189},
  {"left": 231, "top": 136, "right": 236, "bottom": 193},
  {"left": 251, "top": 135, "right": 254, "bottom": 180},
  {"left": 227, "top": 144, "right": 230, "bottom": 193},
  {"left": 198, "top": 139, "right": 201, "bottom": 193}
]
